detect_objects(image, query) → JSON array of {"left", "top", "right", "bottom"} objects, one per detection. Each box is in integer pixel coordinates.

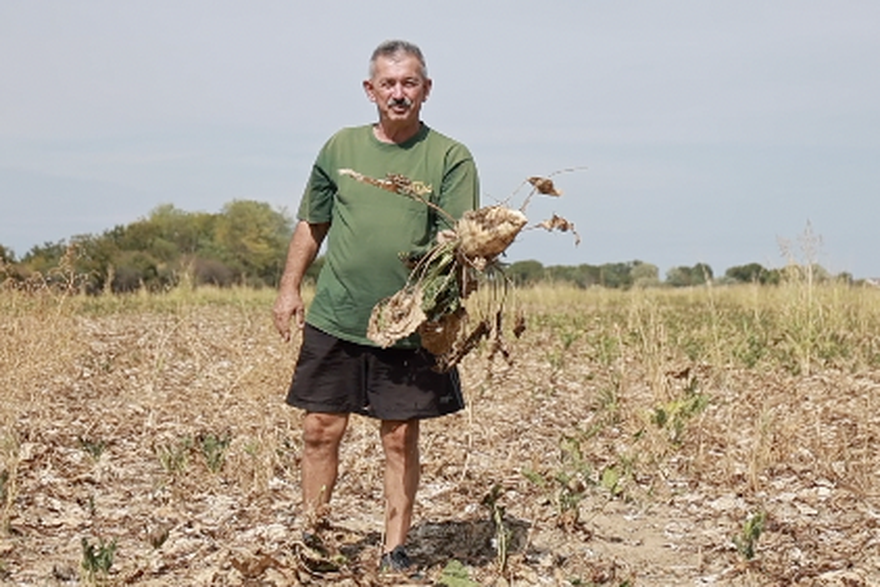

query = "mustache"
[{"left": 387, "top": 97, "right": 412, "bottom": 108}]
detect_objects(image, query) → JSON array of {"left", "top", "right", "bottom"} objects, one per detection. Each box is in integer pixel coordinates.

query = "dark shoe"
[
  {"left": 379, "top": 545, "right": 413, "bottom": 572},
  {"left": 301, "top": 531, "right": 329, "bottom": 556}
]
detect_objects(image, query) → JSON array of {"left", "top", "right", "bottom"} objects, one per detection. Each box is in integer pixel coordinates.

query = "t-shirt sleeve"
[
  {"left": 296, "top": 144, "right": 337, "bottom": 224},
  {"left": 437, "top": 144, "right": 480, "bottom": 230}
]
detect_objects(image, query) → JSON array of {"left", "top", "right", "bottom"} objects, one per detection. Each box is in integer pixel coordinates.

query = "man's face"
[{"left": 364, "top": 54, "right": 432, "bottom": 126}]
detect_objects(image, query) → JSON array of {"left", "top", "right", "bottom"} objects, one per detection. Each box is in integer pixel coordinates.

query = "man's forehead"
[{"left": 372, "top": 54, "right": 425, "bottom": 78}]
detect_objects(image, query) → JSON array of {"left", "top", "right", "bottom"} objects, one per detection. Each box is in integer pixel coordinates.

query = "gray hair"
[{"left": 369, "top": 40, "right": 428, "bottom": 79}]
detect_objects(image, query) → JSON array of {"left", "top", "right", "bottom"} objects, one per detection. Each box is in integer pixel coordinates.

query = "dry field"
[{"left": 1, "top": 280, "right": 879, "bottom": 586}]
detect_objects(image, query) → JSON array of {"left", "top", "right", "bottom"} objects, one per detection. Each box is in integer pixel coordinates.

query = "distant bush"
[{"left": 725, "top": 263, "right": 780, "bottom": 285}]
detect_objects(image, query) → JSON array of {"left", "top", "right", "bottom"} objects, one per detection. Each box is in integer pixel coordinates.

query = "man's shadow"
[{"left": 339, "top": 516, "right": 531, "bottom": 569}]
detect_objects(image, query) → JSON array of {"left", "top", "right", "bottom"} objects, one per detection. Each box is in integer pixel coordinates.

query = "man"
[{"left": 272, "top": 40, "right": 479, "bottom": 572}]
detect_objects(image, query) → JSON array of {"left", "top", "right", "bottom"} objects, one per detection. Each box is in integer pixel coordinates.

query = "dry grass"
[{"left": 1, "top": 280, "right": 879, "bottom": 585}]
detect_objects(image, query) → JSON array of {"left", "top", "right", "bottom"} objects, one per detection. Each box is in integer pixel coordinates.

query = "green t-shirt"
[{"left": 298, "top": 123, "right": 480, "bottom": 347}]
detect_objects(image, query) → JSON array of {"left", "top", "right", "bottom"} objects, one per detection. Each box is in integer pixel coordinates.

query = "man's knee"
[
  {"left": 381, "top": 419, "right": 420, "bottom": 455},
  {"left": 302, "top": 412, "right": 348, "bottom": 449}
]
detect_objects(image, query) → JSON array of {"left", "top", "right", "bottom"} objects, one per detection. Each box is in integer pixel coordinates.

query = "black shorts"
[{"left": 286, "top": 324, "right": 465, "bottom": 421}]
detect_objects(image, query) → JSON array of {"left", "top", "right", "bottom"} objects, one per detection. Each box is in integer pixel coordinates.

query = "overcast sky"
[{"left": 2, "top": 1, "right": 879, "bottom": 277}]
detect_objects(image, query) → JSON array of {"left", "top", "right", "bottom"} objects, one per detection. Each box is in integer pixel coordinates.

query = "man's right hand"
[
  {"left": 273, "top": 289, "right": 305, "bottom": 342},
  {"left": 273, "top": 220, "right": 329, "bottom": 342}
]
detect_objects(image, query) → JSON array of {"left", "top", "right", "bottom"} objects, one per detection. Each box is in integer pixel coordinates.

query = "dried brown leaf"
[
  {"left": 528, "top": 176, "right": 563, "bottom": 196},
  {"left": 366, "top": 287, "right": 427, "bottom": 348},
  {"left": 418, "top": 308, "right": 467, "bottom": 356},
  {"left": 537, "top": 214, "right": 581, "bottom": 246},
  {"left": 434, "top": 318, "right": 491, "bottom": 372},
  {"left": 231, "top": 553, "right": 280, "bottom": 578}
]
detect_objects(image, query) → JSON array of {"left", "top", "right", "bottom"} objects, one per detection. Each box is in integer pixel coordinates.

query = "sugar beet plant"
[
  {"left": 650, "top": 374, "right": 709, "bottom": 445},
  {"left": 155, "top": 436, "right": 192, "bottom": 475},
  {"left": 81, "top": 536, "right": 117, "bottom": 582},
  {"left": 733, "top": 511, "right": 767, "bottom": 561},
  {"left": 339, "top": 168, "right": 581, "bottom": 371},
  {"left": 198, "top": 432, "right": 232, "bottom": 474}
]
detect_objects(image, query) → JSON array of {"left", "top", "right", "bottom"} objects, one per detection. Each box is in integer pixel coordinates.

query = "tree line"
[
  {"left": 507, "top": 259, "right": 854, "bottom": 288},
  {"left": 0, "top": 201, "right": 309, "bottom": 293},
  {"left": 0, "top": 200, "right": 854, "bottom": 293}
]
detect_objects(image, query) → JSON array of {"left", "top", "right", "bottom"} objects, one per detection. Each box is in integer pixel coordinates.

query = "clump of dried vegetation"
[
  {"left": 342, "top": 168, "right": 580, "bottom": 371},
  {"left": 2, "top": 248, "right": 880, "bottom": 585}
]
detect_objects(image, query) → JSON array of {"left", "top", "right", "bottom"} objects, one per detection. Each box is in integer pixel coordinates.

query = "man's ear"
[
  {"left": 363, "top": 79, "right": 377, "bottom": 103},
  {"left": 423, "top": 78, "right": 433, "bottom": 102}
]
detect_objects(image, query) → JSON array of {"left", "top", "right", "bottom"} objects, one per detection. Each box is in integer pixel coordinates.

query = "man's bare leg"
[
  {"left": 301, "top": 411, "right": 349, "bottom": 519},
  {"left": 380, "top": 419, "right": 420, "bottom": 553}
]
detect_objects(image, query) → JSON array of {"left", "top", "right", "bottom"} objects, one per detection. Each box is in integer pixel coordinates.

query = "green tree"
[
  {"left": 0, "top": 244, "right": 15, "bottom": 264},
  {"left": 836, "top": 271, "right": 853, "bottom": 285},
  {"left": 693, "top": 263, "right": 714, "bottom": 284},
  {"left": 667, "top": 263, "right": 714, "bottom": 287},
  {"left": 506, "top": 260, "right": 544, "bottom": 285},
  {"left": 595, "top": 263, "right": 618, "bottom": 287},
  {"left": 597, "top": 261, "right": 640, "bottom": 289},
  {"left": 572, "top": 264, "right": 601, "bottom": 287},
  {"left": 724, "top": 262, "right": 782, "bottom": 284},
  {"left": 113, "top": 250, "right": 163, "bottom": 292},
  {"left": 146, "top": 204, "right": 207, "bottom": 256},
  {"left": 726, "top": 263, "right": 766, "bottom": 283},
  {"left": 0, "top": 244, "right": 23, "bottom": 282},
  {"left": 19, "top": 240, "right": 68, "bottom": 277},
  {"left": 631, "top": 261, "right": 660, "bottom": 287},
  {"left": 666, "top": 266, "right": 691, "bottom": 287},
  {"left": 73, "top": 233, "right": 121, "bottom": 293},
  {"left": 214, "top": 200, "right": 293, "bottom": 285},
  {"left": 544, "top": 264, "right": 578, "bottom": 286}
]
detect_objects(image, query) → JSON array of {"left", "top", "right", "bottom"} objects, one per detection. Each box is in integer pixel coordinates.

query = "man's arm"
[
  {"left": 439, "top": 150, "right": 480, "bottom": 225},
  {"left": 272, "top": 220, "right": 330, "bottom": 341}
]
